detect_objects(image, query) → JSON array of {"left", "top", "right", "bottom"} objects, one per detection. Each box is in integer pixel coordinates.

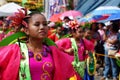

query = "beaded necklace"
[{"left": 28, "top": 45, "right": 51, "bottom": 61}]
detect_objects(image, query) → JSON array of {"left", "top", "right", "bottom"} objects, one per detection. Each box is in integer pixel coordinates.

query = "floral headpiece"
[
  {"left": 68, "top": 20, "right": 79, "bottom": 29},
  {"left": 8, "top": 8, "right": 29, "bottom": 28}
]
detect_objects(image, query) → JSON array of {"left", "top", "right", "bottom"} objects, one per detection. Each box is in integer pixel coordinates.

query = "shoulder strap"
[
  {"left": 71, "top": 38, "right": 85, "bottom": 78},
  {"left": 16, "top": 42, "right": 31, "bottom": 80},
  {"left": 70, "top": 38, "right": 79, "bottom": 62}
]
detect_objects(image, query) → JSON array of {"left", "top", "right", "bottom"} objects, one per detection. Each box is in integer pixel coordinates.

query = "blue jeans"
[{"left": 103, "top": 44, "right": 118, "bottom": 78}]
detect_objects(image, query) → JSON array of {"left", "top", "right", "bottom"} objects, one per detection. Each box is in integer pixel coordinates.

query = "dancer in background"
[
  {"left": 56, "top": 20, "right": 95, "bottom": 80},
  {"left": 48, "top": 22, "right": 64, "bottom": 42}
]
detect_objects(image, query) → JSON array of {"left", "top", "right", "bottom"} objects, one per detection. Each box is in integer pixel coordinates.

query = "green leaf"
[
  {"left": 61, "top": 34, "right": 72, "bottom": 38},
  {"left": 0, "top": 32, "right": 56, "bottom": 47},
  {"left": 0, "top": 32, "right": 26, "bottom": 47},
  {"left": 43, "top": 38, "right": 56, "bottom": 46}
]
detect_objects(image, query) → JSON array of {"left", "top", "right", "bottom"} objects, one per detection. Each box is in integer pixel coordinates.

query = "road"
[{"left": 95, "top": 76, "right": 112, "bottom": 80}]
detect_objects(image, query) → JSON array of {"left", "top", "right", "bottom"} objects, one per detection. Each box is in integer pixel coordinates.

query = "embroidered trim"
[
  {"left": 87, "top": 52, "right": 96, "bottom": 76},
  {"left": 41, "top": 73, "right": 50, "bottom": 80},
  {"left": 71, "top": 38, "right": 85, "bottom": 78},
  {"left": 41, "top": 62, "right": 53, "bottom": 80},
  {"left": 18, "top": 42, "right": 31, "bottom": 80}
]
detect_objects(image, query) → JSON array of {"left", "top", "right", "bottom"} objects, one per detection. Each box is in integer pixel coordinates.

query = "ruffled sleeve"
[
  {"left": 50, "top": 46, "right": 74, "bottom": 80},
  {"left": 55, "top": 38, "right": 72, "bottom": 52},
  {"left": 0, "top": 44, "right": 21, "bottom": 80}
]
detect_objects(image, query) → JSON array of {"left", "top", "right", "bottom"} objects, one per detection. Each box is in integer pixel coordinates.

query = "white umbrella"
[{"left": 0, "top": 2, "right": 23, "bottom": 16}]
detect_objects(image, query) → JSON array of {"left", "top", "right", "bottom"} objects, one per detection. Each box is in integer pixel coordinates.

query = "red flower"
[
  {"left": 8, "top": 8, "right": 28, "bottom": 28},
  {"left": 68, "top": 20, "right": 79, "bottom": 29}
]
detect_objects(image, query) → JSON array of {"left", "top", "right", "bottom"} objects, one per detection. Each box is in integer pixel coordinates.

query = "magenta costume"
[
  {"left": 29, "top": 51, "right": 54, "bottom": 80},
  {"left": 55, "top": 38, "right": 94, "bottom": 80},
  {"left": 0, "top": 43, "right": 75, "bottom": 80}
]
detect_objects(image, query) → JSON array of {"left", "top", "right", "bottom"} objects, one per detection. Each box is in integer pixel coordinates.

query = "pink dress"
[{"left": 29, "top": 52, "right": 54, "bottom": 80}]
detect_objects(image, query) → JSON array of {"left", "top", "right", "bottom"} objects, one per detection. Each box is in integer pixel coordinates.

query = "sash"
[
  {"left": 18, "top": 42, "right": 31, "bottom": 80},
  {"left": 71, "top": 38, "right": 85, "bottom": 78}
]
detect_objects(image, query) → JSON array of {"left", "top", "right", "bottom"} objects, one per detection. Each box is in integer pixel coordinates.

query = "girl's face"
[
  {"left": 84, "top": 30, "right": 92, "bottom": 39},
  {"left": 73, "top": 27, "right": 84, "bottom": 39},
  {"left": 56, "top": 27, "right": 62, "bottom": 34},
  {"left": 98, "top": 23, "right": 103, "bottom": 29},
  {"left": 25, "top": 14, "right": 48, "bottom": 39}
]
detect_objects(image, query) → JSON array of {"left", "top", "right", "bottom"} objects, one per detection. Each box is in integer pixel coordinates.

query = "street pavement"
[
  {"left": 94, "top": 67, "right": 113, "bottom": 80},
  {"left": 95, "top": 75, "right": 112, "bottom": 80},
  {"left": 95, "top": 76, "right": 102, "bottom": 80}
]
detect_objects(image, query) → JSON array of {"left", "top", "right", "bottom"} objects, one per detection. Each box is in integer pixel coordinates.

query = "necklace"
[
  {"left": 34, "top": 53, "right": 42, "bottom": 61},
  {"left": 28, "top": 45, "right": 49, "bottom": 61}
]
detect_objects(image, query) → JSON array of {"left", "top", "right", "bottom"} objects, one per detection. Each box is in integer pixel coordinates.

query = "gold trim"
[{"left": 41, "top": 62, "right": 53, "bottom": 79}]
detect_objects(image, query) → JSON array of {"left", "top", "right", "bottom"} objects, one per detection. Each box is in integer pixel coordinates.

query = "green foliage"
[
  {"left": 30, "top": 6, "right": 44, "bottom": 13},
  {"left": 55, "top": 22, "right": 63, "bottom": 28},
  {"left": 81, "top": 22, "right": 91, "bottom": 28}
]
